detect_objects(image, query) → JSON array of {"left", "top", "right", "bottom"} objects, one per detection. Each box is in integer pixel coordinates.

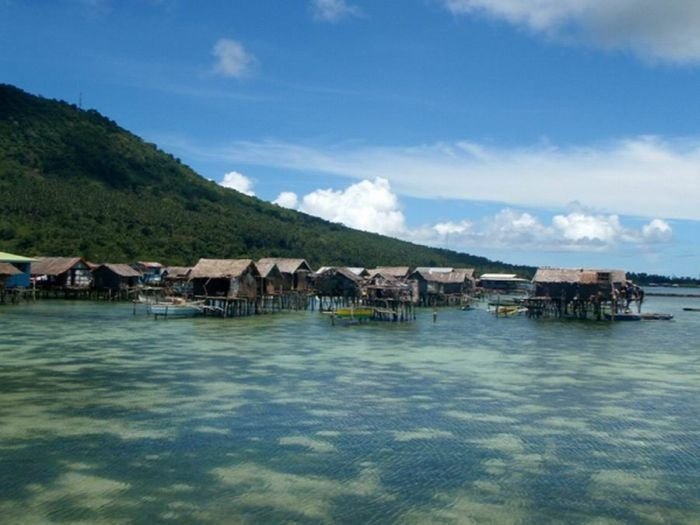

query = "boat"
[
  {"left": 640, "top": 313, "right": 673, "bottom": 320},
  {"left": 148, "top": 298, "right": 204, "bottom": 318},
  {"left": 604, "top": 312, "right": 642, "bottom": 321},
  {"left": 683, "top": 307, "right": 700, "bottom": 312},
  {"left": 331, "top": 306, "right": 374, "bottom": 324},
  {"left": 491, "top": 305, "right": 528, "bottom": 316},
  {"left": 604, "top": 312, "right": 673, "bottom": 321}
]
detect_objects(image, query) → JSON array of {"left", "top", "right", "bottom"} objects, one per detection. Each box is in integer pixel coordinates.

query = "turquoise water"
[{"left": 1, "top": 294, "right": 700, "bottom": 524}]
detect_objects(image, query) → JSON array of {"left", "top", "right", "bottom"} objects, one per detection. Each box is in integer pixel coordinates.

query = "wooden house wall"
[
  {"left": 293, "top": 272, "right": 312, "bottom": 292},
  {"left": 534, "top": 282, "right": 609, "bottom": 302},
  {"left": 314, "top": 273, "right": 361, "bottom": 297},
  {"left": 92, "top": 268, "right": 139, "bottom": 291},
  {"left": 39, "top": 265, "right": 92, "bottom": 289},
  {"left": 192, "top": 269, "right": 259, "bottom": 299}
]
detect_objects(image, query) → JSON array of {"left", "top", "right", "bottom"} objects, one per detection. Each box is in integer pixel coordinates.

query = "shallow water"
[{"left": 1, "top": 294, "right": 700, "bottom": 524}]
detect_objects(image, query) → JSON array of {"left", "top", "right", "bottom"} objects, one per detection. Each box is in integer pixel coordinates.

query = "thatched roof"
[
  {"left": 31, "top": 257, "right": 86, "bottom": 276},
  {"left": 315, "top": 266, "right": 363, "bottom": 283},
  {"left": 426, "top": 270, "right": 473, "bottom": 284},
  {"left": 533, "top": 268, "right": 626, "bottom": 285},
  {"left": 0, "top": 262, "right": 22, "bottom": 276},
  {"left": 256, "top": 262, "right": 282, "bottom": 279},
  {"left": 189, "top": 259, "right": 258, "bottom": 279},
  {"left": 97, "top": 264, "right": 142, "bottom": 278},
  {"left": 369, "top": 266, "right": 411, "bottom": 278},
  {"left": 257, "top": 258, "right": 312, "bottom": 274},
  {"left": 410, "top": 268, "right": 474, "bottom": 283}
]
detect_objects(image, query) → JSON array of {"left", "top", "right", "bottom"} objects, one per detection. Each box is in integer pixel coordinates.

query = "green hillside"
[{"left": 0, "top": 84, "right": 533, "bottom": 274}]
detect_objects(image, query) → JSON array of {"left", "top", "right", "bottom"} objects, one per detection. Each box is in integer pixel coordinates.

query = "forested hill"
[{"left": 0, "top": 84, "right": 533, "bottom": 274}]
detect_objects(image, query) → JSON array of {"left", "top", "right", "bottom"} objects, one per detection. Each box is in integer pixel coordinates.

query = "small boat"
[
  {"left": 605, "top": 312, "right": 642, "bottom": 321},
  {"left": 683, "top": 307, "right": 700, "bottom": 312},
  {"left": 333, "top": 307, "right": 374, "bottom": 319},
  {"left": 605, "top": 312, "right": 673, "bottom": 321},
  {"left": 149, "top": 299, "right": 204, "bottom": 318},
  {"left": 492, "top": 305, "right": 527, "bottom": 316},
  {"left": 640, "top": 313, "right": 673, "bottom": 320},
  {"left": 330, "top": 306, "right": 374, "bottom": 324}
]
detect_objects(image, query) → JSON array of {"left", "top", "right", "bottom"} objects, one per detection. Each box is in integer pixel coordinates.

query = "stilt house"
[
  {"left": 31, "top": 257, "right": 92, "bottom": 290},
  {"left": 313, "top": 267, "right": 364, "bottom": 299},
  {"left": 0, "top": 251, "right": 35, "bottom": 288},
  {"left": 161, "top": 266, "right": 192, "bottom": 295},
  {"left": 257, "top": 258, "right": 313, "bottom": 292},
  {"left": 132, "top": 261, "right": 164, "bottom": 284},
  {"left": 408, "top": 267, "right": 475, "bottom": 305},
  {"left": 189, "top": 259, "right": 260, "bottom": 299},
  {"left": 92, "top": 264, "right": 143, "bottom": 292},
  {"left": 532, "top": 268, "right": 627, "bottom": 302},
  {"left": 0, "top": 263, "right": 21, "bottom": 289},
  {"left": 255, "top": 262, "right": 285, "bottom": 296}
]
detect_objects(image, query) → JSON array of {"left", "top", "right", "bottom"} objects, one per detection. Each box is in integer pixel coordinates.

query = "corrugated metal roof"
[
  {"left": 0, "top": 262, "right": 22, "bottom": 276},
  {"left": 189, "top": 259, "right": 258, "bottom": 279},
  {"left": 414, "top": 267, "right": 453, "bottom": 274},
  {"left": 162, "top": 266, "right": 191, "bottom": 279},
  {"left": 479, "top": 273, "right": 518, "bottom": 280},
  {"left": 31, "top": 257, "right": 86, "bottom": 276},
  {"left": 136, "top": 261, "right": 163, "bottom": 268},
  {"left": 0, "top": 251, "right": 37, "bottom": 263}
]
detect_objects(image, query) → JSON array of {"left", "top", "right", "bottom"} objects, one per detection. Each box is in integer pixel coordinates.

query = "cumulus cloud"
[
  {"left": 212, "top": 38, "right": 255, "bottom": 78},
  {"left": 642, "top": 218, "right": 673, "bottom": 243},
  {"left": 218, "top": 136, "right": 700, "bottom": 222},
  {"left": 219, "top": 171, "right": 255, "bottom": 196},
  {"left": 439, "top": 0, "right": 700, "bottom": 64},
  {"left": 273, "top": 178, "right": 407, "bottom": 235},
  {"left": 273, "top": 191, "right": 299, "bottom": 209},
  {"left": 298, "top": 178, "right": 406, "bottom": 236},
  {"left": 311, "top": 0, "right": 360, "bottom": 22},
  {"left": 271, "top": 177, "right": 672, "bottom": 253},
  {"left": 424, "top": 208, "right": 672, "bottom": 253}
]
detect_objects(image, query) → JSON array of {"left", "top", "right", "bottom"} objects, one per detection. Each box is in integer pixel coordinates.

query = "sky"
[{"left": 2, "top": 0, "right": 700, "bottom": 277}]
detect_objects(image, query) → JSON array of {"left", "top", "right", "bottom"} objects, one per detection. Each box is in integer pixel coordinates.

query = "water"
[{"left": 1, "top": 294, "right": 700, "bottom": 524}]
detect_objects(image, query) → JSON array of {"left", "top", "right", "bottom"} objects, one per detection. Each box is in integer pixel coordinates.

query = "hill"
[{"left": 0, "top": 84, "right": 533, "bottom": 274}]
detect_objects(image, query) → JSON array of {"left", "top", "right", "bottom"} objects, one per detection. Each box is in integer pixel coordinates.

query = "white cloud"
[
  {"left": 219, "top": 171, "right": 255, "bottom": 196},
  {"left": 439, "top": 0, "right": 700, "bottom": 63},
  {"left": 275, "top": 178, "right": 406, "bottom": 236},
  {"left": 299, "top": 178, "right": 406, "bottom": 236},
  {"left": 273, "top": 191, "right": 299, "bottom": 209},
  {"left": 311, "top": 0, "right": 360, "bottom": 22},
  {"left": 424, "top": 209, "right": 672, "bottom": 253},
  {"left": 642, "top": 218, "right": 673, "bottom": 243},
  {"left": 270, "top": 177, "right": 672, "bottom": 253},
  {"left": 218, "top": 136, "right": 700, "bottom": 222},
  {"left": 212, "top": 38, "right": 255, "bottom": 78}
]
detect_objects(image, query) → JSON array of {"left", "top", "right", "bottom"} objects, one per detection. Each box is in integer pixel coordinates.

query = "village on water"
[{"left": 0, "top": 250, "right": 661, "bottom": 322}]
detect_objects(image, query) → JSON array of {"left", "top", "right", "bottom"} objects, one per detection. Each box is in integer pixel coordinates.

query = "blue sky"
[{"left": 2, "top": 0, "right": 700, "bottom": 277}]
